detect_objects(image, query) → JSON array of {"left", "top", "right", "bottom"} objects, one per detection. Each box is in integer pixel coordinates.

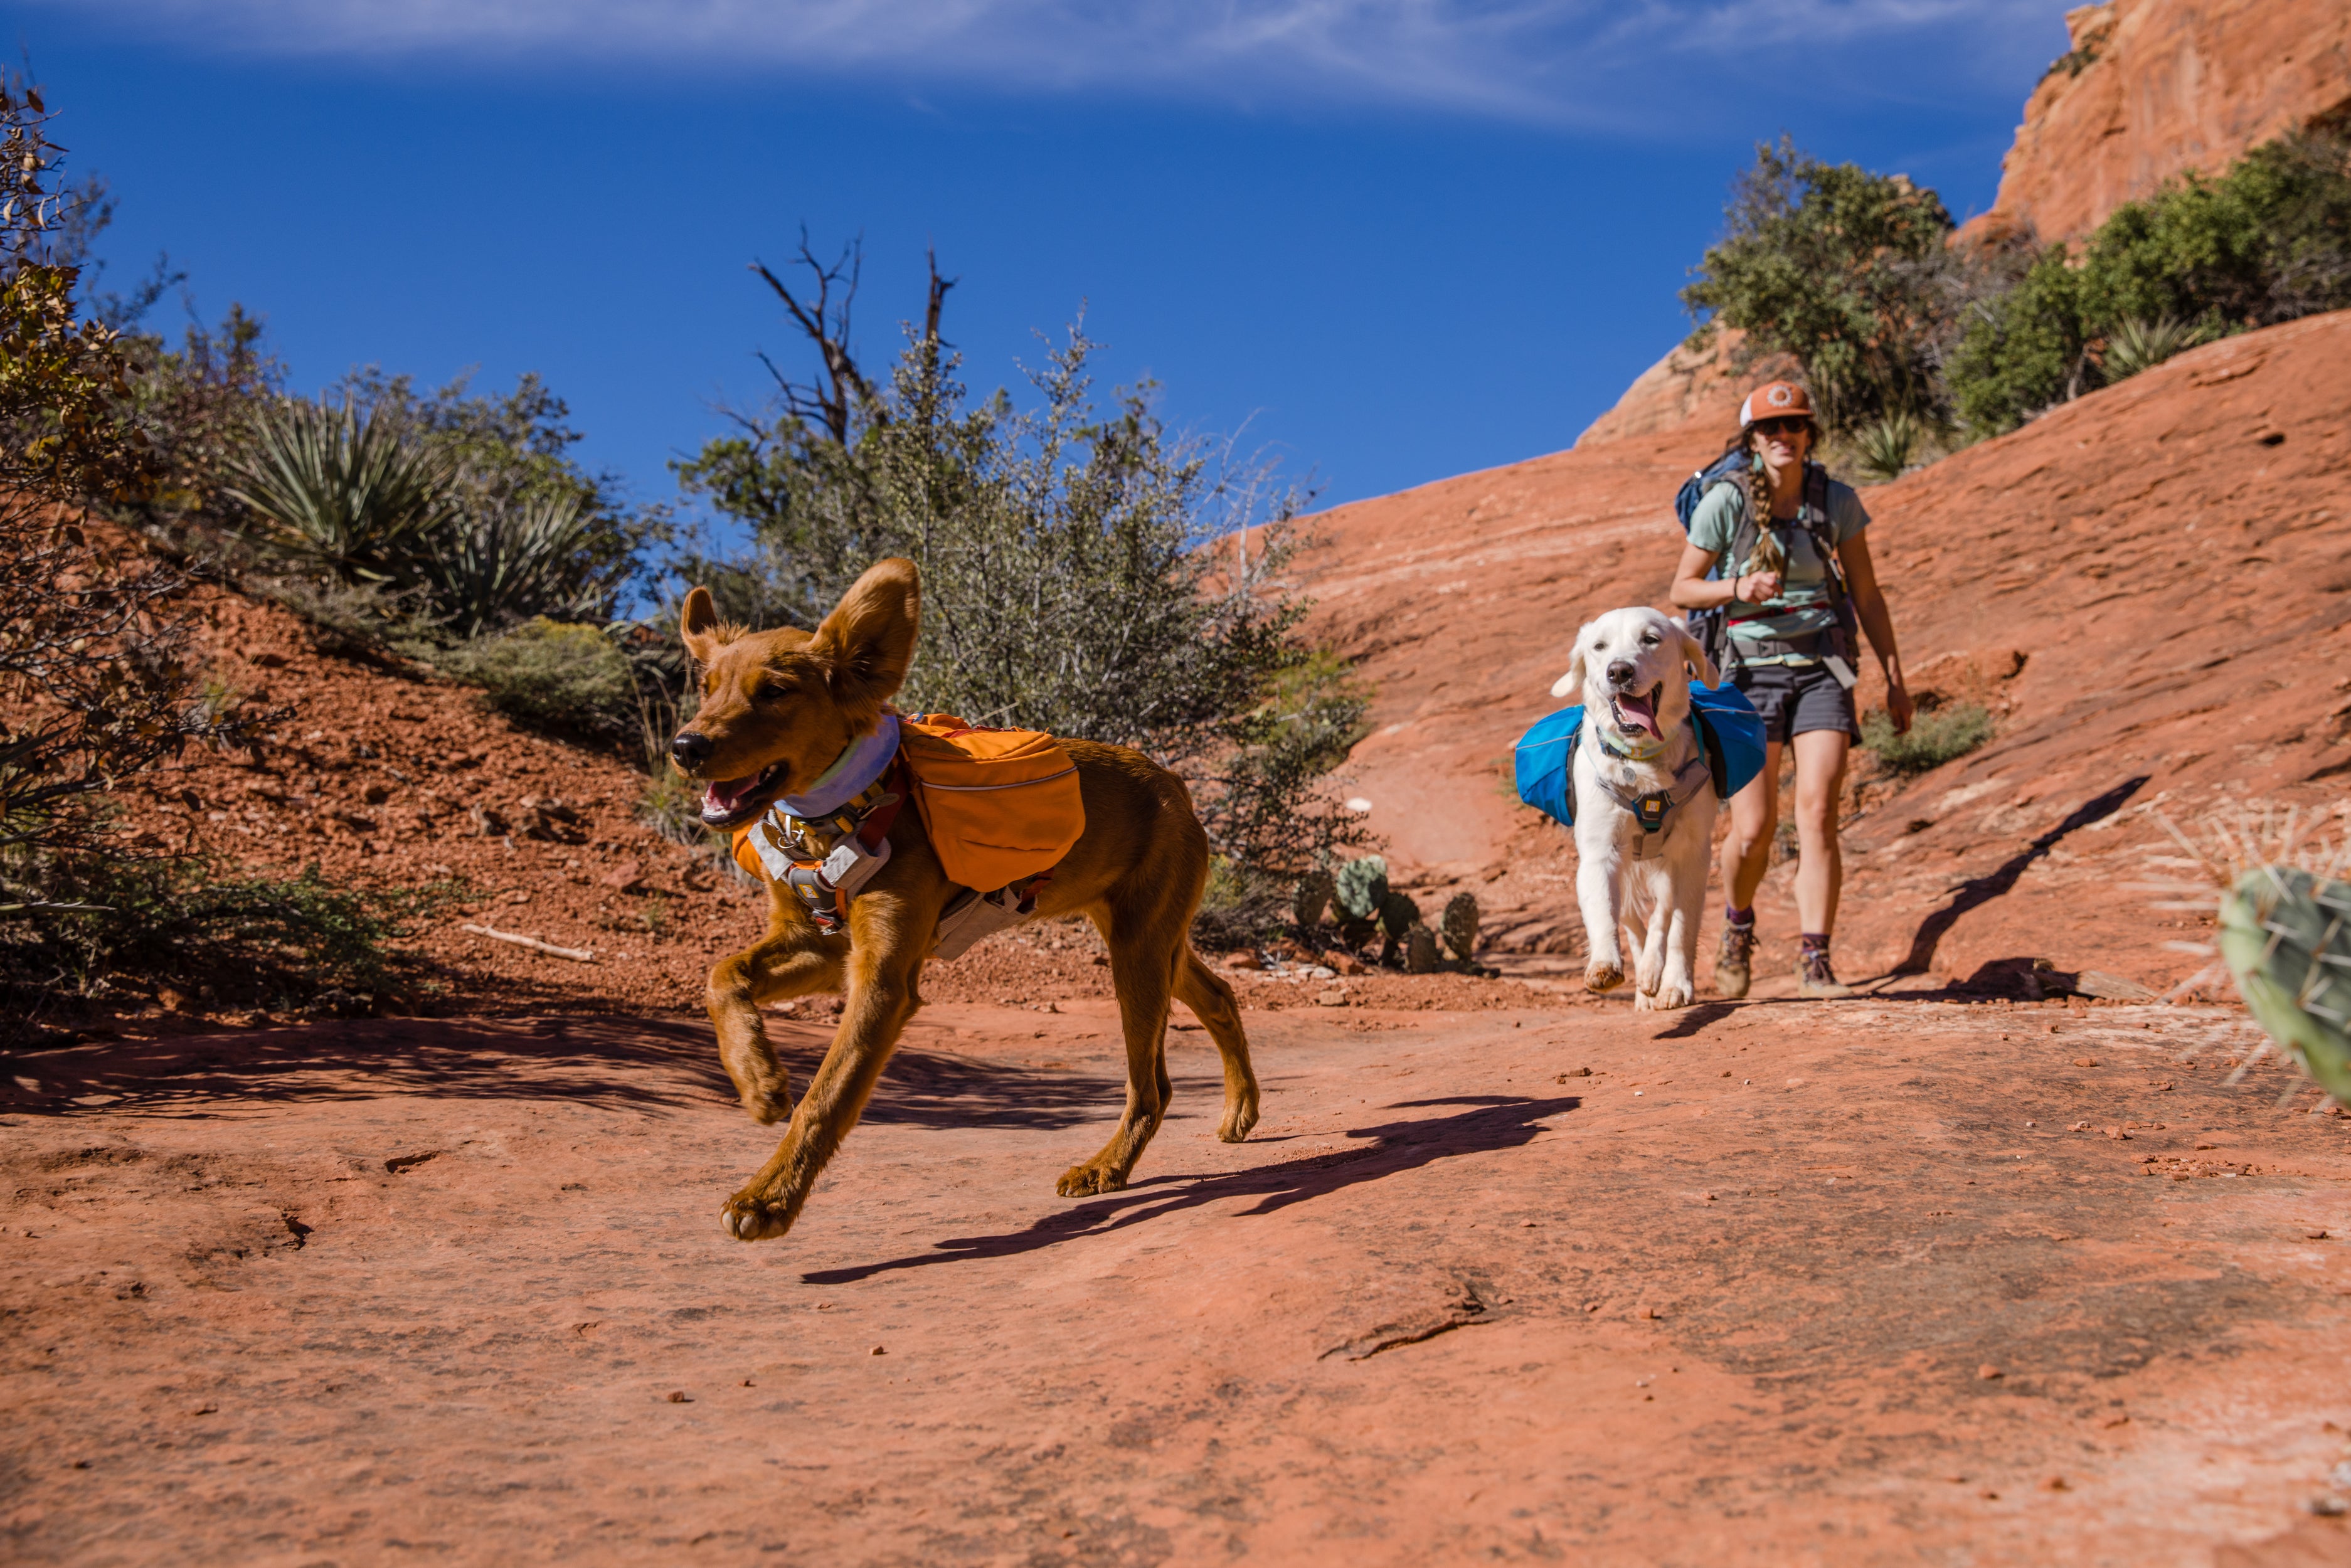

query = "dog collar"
[
  {"left": 1595, "top": 716, "right": 1670, "bottom": 763},
  {"left": 777, "top": 713, "right": 901, "bottom": 819}
]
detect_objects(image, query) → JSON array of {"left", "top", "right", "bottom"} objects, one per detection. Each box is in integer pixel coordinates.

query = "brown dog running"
[{"left": 669, "top": 558, "right": 1262, "bottom": 1242}]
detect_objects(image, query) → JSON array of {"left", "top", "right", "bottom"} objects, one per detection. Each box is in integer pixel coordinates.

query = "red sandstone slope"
[
  {"left": 1963, "top": 0, "right": 2351, "bottom": 246},
  {"left": 1300, "top": 309, "right": 2351, "bottom": 994}
]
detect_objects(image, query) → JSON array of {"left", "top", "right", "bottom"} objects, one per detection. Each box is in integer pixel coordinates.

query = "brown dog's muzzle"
[{"left": 671, "top": 731, "right": 714, "bottom": 769}]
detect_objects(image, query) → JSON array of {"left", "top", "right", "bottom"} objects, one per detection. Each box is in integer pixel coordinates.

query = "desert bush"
[
  {"left": 674, "top": 240, "right": 1377, "bottom": 903},
  {"left": 112, "top": 304, "right": 284, "bottom": 549},
  {"left": 1860, "top": 702, "right": 1993, "bottom": 776},
  {"left": 436, "top": 618, "right": 637, "bottom": 739},
  {"left": 1948, "top": 131, "right": 2351, "bottom": 434},
  {"left": 0, "top": 74, "right": 260, "bottom": 916},
  {"left": 1680, "top": 137, "right": 1956, "bottom": 430},
  {"left": 1945, "top": 248, "right": 2094, "bottom": 433},
  {"left": 2, "top": 854, "right": 457, "bottom": 1039}
]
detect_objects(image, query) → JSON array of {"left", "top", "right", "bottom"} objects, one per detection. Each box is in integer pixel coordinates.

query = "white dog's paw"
[
  {"left": 1635, "top": 954, "right": 1665, "bottom": 995},
  {"left": 1650, "top": 981, "right": 1694, "bottom": 1012},
  {"left": 1584, "top": 960, "right": 1625, "bottom": 993}
]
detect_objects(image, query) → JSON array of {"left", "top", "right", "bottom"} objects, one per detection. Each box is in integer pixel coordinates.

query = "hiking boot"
[
  {"left": 1714, "top": 920, "right": 1756, "bottom": 1000},
  {"left": 1798, "top": 946, "right": 1854, "bottom": 1000}
]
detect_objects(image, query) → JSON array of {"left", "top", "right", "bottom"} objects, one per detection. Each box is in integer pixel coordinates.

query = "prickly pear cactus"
[
  {"left": 1404, "top": 923, "right": 1441, "bottom": 974},
  {"left": 1441, "top": 893, "right": 1479, "bottom": 963},
  {"left": 1334, "top": 856, "right": 1389, "bottom": 922},
  {"left": 2218, "top": 866, "right": 2351, "bottom": 1106},
  {"left": 1292, "top": 869, "right": 1335, "bottom": 932},
  {"left": 1376, "top": 889, "right": 1420, "bottom": 965}
]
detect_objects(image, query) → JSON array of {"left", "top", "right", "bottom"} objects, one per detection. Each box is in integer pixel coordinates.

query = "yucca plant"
[
  {"left": 224, "top": 397, "right": 457, "bottom": 583},
  {"left": 1854, "top": 410, "right": 1925, "bottom": 481},
  {"left": 2102, "top": 315, "right": 2202, "bottom": 381},
  {"left": 410, "top": 489, "right": 611, "bottom": 638}
]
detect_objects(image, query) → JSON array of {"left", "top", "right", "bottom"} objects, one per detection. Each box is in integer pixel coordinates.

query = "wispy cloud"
[{"left": 48, "top": 0, "right": 2060, "bottom": 125}]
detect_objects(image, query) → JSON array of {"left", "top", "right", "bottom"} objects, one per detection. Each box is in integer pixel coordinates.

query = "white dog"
[{"left": 1551, "top": 607, "right": 1721, "bottom": 1011}]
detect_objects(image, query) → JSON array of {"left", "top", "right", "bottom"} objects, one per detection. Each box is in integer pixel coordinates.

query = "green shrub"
[
  {"left": 1680, "top": 137, "right": 1956, "bottom": 430},
  {"left": 1, "top": 854, "right": 459, "bottom": 1039},
  {"left": 438, "top": 618, "right": 637, "bottom": 738},
  {"left": 1860, "top": 702, "right": 1993, "bottom": 776},
  {"left": 1947, "top": 132, "right": 2351, "bottom": 435},
  {"left": 1947, "top": 248, "right": 2096, "bottom": 435}
]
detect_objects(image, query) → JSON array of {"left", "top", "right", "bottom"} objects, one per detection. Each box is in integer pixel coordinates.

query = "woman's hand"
[
  {"left": 1884, "top": 676, "right": 1915, "bottom": 736},
  {"left": 1736, "top": 570, "right": 1781, "bottom": 604}
]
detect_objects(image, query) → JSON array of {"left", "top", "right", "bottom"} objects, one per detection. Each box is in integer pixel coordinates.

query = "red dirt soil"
[{"left": 7, "top": 998, "right": 2350, "bottom": 1564}]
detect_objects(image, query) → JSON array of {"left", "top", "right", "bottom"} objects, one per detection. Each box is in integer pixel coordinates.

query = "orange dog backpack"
[
  {"left": 726, "top": 714, "right": 1084, "bottom": 897},
  {"left": 895, "top": 714, "right": 1084, "bottom": 893}
]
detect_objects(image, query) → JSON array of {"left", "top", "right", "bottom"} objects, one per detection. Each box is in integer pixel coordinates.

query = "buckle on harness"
[{"left": 1633, "top": 793, "right": 1671, "bottom": 834}]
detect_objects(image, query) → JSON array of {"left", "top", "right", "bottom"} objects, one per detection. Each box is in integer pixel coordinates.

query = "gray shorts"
[{"left": 1733, "top": 659, "right": 1857, "bottom": 744}]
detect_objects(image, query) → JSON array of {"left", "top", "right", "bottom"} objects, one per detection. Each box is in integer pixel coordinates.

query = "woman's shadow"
[{"left": 800, "top": 1093, "right": 1581, "bottom": 1285}]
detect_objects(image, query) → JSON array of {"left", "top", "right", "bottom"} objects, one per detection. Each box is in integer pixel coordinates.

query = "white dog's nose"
[{"left": 1606, "top": 660, "right": 1637, "bottom": 687}]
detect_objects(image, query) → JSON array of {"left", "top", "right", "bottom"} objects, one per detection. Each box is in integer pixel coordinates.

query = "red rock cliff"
[{"left": 1964, "top": 0, "right": 2351, "bottom": 245}]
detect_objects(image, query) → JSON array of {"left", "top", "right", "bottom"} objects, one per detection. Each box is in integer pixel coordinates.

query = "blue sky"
[{"left": 18, "top": 1, "right": 2067, "bottom": 524}]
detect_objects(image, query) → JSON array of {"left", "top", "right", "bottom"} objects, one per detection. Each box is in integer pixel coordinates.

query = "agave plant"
[
  {"left": 223, "top": 397, "right": 458, "bottom": 584},
  {"left": 1854, "top": 411, "right": 1925, "bottom": 482},
  {"left": 410, "top": 488, "right": 613, "bottom": 637},
  {"left": 2102, "top": 315, "right": 2202, "bottom": 381}
]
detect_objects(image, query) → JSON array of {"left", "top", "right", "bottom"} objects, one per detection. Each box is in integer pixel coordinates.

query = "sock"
[
  {"left": 1800, "top": 932, "right": 1830, "bottom": 954},
  {"left": 1725, "top": 904, "right": 1754, "bottom": 927}
]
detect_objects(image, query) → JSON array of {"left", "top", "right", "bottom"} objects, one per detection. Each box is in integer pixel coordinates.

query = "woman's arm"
[
  {"left": 1836, "top": 530, "right": 1913, "bottom": 734},
  {"left": 1670, "top": 541, "right": 1782, "bottom": 611}
]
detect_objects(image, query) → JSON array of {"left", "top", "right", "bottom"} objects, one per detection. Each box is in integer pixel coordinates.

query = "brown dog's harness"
[
  {"left": 744, "top": 753, "right": 1058, "bottom": 945},
  {"left": 745, "top": 760, "right": 909, "bottom": 935}
]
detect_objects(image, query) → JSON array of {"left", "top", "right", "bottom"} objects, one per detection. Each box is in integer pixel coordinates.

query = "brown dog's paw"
[
  {"left": 1055, "top": 1163, "right": 1127, "bottom": 1198},
  {"left": 740, "top": 1081, "right": 790, "bottom": 1126},
  {"left": 1218, "top": 1099, "right": 1259, "bottom": 1143},
  {"left": 1584, "top": 961, "right": 1625, "bottom": 993},
  {"left": 719, "top": 1194, "right": 794, "bottom": 1242}
]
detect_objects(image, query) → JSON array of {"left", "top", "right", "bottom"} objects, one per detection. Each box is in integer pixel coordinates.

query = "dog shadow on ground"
[
  {"left": 5, "top": 1014, "right": 1145, "bottom": 1129},
  {"left": 799, "top": 1093, "right": 1582, "bottom": 1285}
]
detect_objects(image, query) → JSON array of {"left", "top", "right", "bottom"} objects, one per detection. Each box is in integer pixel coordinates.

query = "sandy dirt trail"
[{"left": 7, "top": 992, "right": 2351, "bottom": 1566}]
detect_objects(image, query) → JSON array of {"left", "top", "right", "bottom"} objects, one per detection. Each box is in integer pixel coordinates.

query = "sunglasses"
[{"left": 1751, "top": 416, "right": 1810, "bottom": 437}]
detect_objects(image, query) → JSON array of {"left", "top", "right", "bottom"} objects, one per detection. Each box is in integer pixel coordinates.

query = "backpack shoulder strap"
[{"left": 1803, "top": 463, "right": 1851, "bottom": 605}]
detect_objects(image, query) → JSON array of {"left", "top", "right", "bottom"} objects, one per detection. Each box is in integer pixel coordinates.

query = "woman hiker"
[{"left": 1669, "top": 381, "right": 1913, "bottom": 1000}]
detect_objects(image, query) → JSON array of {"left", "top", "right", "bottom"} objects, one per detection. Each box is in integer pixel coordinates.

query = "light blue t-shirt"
[{"left": 1687, "top": 475, "right": 1869, "bottom": 665}]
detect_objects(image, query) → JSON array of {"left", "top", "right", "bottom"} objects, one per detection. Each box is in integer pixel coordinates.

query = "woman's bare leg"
[{"left": 1790, "top": 728, "right": 1850, "bottom": 935}]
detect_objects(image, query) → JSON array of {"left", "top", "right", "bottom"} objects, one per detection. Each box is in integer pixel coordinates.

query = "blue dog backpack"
[{"left": 1514, "top": 682, "right": 1766, "bottom": 828}]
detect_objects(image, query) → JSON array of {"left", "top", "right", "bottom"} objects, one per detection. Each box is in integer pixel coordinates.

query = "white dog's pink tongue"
[{"left": 1616, "top": 691, "right": 1658, "bottom": 735}]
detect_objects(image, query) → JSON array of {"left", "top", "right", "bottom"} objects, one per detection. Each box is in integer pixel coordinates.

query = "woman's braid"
[{"left": 1743, "top": 429, "right": 1787, "bottom": 578}]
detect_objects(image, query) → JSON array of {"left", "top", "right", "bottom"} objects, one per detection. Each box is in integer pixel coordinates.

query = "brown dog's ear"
[
  {"left": 1675, "top": 618, "right": 1719, "bottom": 688},
  {"left": 679, "top": 586, "right": 734, "bottom": 665},
  {"left": 810, "top": 558, "right": 921, "bottom": 703}
]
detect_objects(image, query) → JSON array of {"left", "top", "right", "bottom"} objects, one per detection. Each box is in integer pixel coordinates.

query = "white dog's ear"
[
  {"left": 1551, "top": 627, "right": 1591, "bottom": 699},
  {"left": 1676, "top": 619, "right": 1719, "bottom": 688}
]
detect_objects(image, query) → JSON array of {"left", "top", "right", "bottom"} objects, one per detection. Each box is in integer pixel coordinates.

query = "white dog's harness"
[{"left": 1586, "top": 721, "right": 1714, "bottom": 860}]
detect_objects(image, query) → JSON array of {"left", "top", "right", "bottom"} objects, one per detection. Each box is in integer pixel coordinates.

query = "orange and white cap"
[{"left": 1737, "top": 381, "right": 1813, "bottom": 428}]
